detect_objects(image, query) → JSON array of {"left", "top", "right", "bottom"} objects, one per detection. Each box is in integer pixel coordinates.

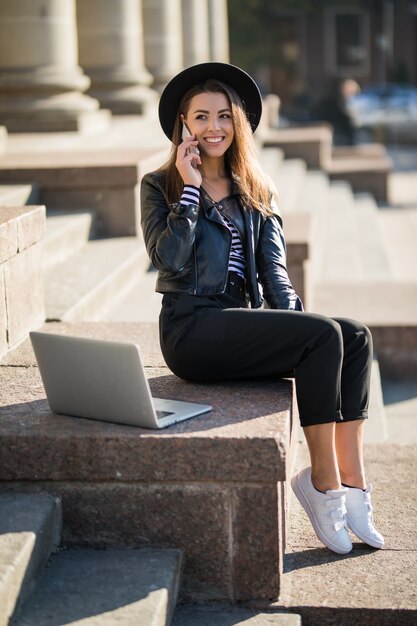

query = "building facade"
[
  {"left": 229, "top": 0, "right": 417, "bottom": 117},
  {"left": 0, "top": 0, "right": 229, "bottom": 132}
]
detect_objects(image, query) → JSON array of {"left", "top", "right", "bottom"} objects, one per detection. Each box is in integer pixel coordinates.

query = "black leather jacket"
[{"left": 140, "top": 171, "right": 303, "bottom": 310}]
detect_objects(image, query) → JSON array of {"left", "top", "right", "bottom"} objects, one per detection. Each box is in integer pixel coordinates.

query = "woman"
[{"left": 140, "top": 62, "right": 384, "bottom": 555}]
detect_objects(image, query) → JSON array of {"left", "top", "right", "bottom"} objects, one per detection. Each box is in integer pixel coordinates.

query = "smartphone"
[{"left": 182, "top": 123, "right": 200, "bottom": 157}]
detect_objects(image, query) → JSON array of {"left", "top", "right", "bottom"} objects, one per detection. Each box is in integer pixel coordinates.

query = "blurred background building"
[
  {"left": 228, "top": 0, "right": 417, "bottom": 116},
  {"left": 1, "top": 0, "right": 416, "bottom": 142}
]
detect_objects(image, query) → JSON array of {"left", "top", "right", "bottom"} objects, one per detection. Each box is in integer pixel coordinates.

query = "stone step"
[
  {"left": 326, "top": 152, "right": 392, "bottom": 203},
  {"left": 0, "top": 145, "right": 169, "bottom": 237},
  {"left": 43, "top": 211, "right": 94, "bottom": 270},
  {"left": 0, "top": 126, "right": 7, "bottom": 155},
  {"left": 378, "top": 205, "right": 417, "bottom": 281},
  {"left": 310, "top": 284, "right": 417, "bottom": 380},
  {"left": 316, "top": 181, "right": 392, "bottom": 282},
  {"left": 311, "top": 281, "right": 417, "bottom": 325},
  {"left": 295, "top": 171, "right": 331, "bottom": 284},
  {"left": 261, "top": 124, "right": 333, "bottom": 169},
  {"left": 259, "top": 147, "right": 285, "bottom": 181},
  {"left": 364, "top": 359, "right": 388, "bottom": 444},
  {"left": 277, "top": 441, "right": 417, "bottom": 625},
  {"left": 104, "top": 268, "right": 162, "bottom": 322},
  {"left": 13, "top": 548, "right": 182, "bottom": 626},
  {"left": 0, "top": 184, "right": 38, "bottom": 207},
  {"left": 172, "top": 605, "right": 301, "bottom": 626},
  {"left": 382, "top": 378, "right": 417, "bottom": 444},
  {"left": 389, "top": 171, "right": 417, "bottom": 206},
  {"left": 44, "top": 237, "right": 149, "bottom": 321},
  {"left": 0, "top": 494, "right": 61, "bottom": 626},
  {"left": 318, "top": 181, "right": 361, "bottom": 281},
  {"left": 0, "top": 321, "right": 295, "bottom": 602},
  {"left": 274, "top": 159, "right": 307, "bottom": 213},
  {"left": 0, "top": 205, "right": 46, "bottom": 358},
  {"left": 294, "top": 170, "right": 330, "bottom": 214},
  {"left": 351, "top": 193, "right": 392, "bottom": 280}
]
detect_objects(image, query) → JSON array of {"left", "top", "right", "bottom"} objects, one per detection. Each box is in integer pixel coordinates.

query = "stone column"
[
  {"left": 142, "top": 0, "right": 184, "bottom": 91},
  {"left": 0, "top": 126, "right": 7, "bottom": 155},
  {"left": 208, "top": 0, "right": 230, "bottom": 62},
  {"left": 181, "top": 0, "right": 210, "bottom": 67},
  {"left": 77, "top": 0, "right": 157, "bottom": 115},
  {"left": 0, "top": 0, "right": 110, "bottom": 133}
]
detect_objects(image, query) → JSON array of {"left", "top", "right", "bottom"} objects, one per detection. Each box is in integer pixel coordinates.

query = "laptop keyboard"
[{"left": 156, "top": 410, "right": 175, "bottom": 418}]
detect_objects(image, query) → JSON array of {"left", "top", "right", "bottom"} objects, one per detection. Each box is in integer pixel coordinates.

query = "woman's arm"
[
  {"left": 140, "top": 173, "right": 199, "bottom": 273},
  {"left": 256, "top": 198, "right": 304, "bottom": 311}
]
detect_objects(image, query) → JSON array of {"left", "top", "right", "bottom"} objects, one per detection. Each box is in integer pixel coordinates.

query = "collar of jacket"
[{"left": 200, "top": 186, "right": 248, "bottom": 242}]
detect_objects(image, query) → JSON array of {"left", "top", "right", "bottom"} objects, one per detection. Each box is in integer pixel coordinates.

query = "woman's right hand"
[{"left": 175, "top": 134, "right": 202, "bottom": 188}]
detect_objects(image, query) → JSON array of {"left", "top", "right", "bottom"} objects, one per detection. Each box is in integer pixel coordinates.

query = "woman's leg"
[
  {"left": 335, "top": 418, "right": 384, "bottom": 548},
  {"left": 292, "top": 421, "right": 353, "bottom": 554},
  {"left": 303, "top": 422, "right": 341, "bottom": 491},
  {"left": 330, "top": 320, "right": 384, "bottom": 548},
  {"left": 161, "top": 305, "right": 346, "bottom": 427},
  {"left": 334, "top": 318, "right": 373, "bottom": 424},
  {"left": 331, "top": 318, "right": 372, "bottom": 488},
  {"left": 335, "top": 419, "right": 366, "bottom": 489},
  {"left": 294, "top": 317, "right": 374, "bottom": 553},
  {"left": 161, "top": 302, "right": 360, "bottom": 553}
]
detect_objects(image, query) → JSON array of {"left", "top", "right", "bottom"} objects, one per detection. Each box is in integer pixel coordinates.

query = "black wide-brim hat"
[{"left": 158, "top": 62, "right": 263, "bottom": 141}]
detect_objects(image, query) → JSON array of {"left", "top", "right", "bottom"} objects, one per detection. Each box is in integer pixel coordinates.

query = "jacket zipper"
[
  {"left": 193, "top": 241, "right": 198, "bottom": 295},
  {"left": 222, "top": 225, "right": 232, "bottom": 293}
]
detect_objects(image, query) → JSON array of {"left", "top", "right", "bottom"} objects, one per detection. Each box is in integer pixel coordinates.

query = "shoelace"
[{"left": 326, "top": 495, "right": 348, "bottom": 531}]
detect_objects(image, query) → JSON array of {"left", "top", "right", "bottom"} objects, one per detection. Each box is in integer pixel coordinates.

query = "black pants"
[{"left": 159, "top": 281, "right": 372, "bottom": 428}]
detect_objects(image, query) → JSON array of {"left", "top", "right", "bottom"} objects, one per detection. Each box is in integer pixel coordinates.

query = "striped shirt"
[
  {"left": 221, "top": 216, "right": 246, "bottom": 278},
  {"left": 179, "top": 185, "right": 246, "bottom": 279},
  {"left": 180, "top": 185, "right": 246, "bottom": 278},
  {"left": 180, "top": 184, "right": 200, "bottom": 206}
]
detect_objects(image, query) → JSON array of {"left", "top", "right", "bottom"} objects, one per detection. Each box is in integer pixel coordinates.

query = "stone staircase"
[
  {"left": 0, "top": 494, "right": 302, "bottom": 626},
  {"left": 0, "top": 493, "right": 182, "bottom": 626},
  {"left": 44, "top": 232, "right": 147, "bottom": 322},
  {"left": 0, "top": 122, "right": 416, "bottom": 623},
  {"left": 43, "top": 210, "right": 93, "bottom": 270},
  {"left": 260, "top": 146, "right": 417, "bottom": 381},
  {"left": 0, "top": 185, "right": 150, "bottom": 326}
]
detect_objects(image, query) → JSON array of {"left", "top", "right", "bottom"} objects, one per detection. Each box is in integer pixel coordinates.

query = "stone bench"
[{"left": 0, "top": 321, "right": 299, "bottom": 602}]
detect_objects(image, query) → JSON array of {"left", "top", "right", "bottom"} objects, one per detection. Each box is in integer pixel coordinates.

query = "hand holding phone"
[
  {"left": 176, "top": 122, "right": 202, "bottom": 186},
  {"left": 182, "top": 123, "right": 200, "bottom": 162}
]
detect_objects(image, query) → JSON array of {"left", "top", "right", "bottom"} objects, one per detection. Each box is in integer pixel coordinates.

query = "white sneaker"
[
  {"left": 345, "top": 484, "right": 384, "bottom": 549},
  {"left": 291, "top": 467, "right": 352, "bottom": 554}
]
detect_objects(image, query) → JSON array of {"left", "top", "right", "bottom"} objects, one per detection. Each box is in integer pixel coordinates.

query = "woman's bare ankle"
[
  {"left": 311, "top": 469, "right": 341, "bottom": 493},
  {"left": 339, "top": 470, "right": 366, "bottom": 490}
]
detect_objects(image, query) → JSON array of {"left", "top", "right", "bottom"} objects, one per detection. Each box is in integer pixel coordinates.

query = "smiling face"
[{"left": 182, "top": 91, "right": 234, "bottom": 159}]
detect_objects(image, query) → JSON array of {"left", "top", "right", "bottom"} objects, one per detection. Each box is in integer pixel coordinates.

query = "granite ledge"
[{"left": 0, "top": 365, "right": 294, "bottom": 483}]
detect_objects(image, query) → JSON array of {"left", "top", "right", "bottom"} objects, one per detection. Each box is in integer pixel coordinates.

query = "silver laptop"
[{"left": 29, "top": 331, "right": 212, "bottom": 429}]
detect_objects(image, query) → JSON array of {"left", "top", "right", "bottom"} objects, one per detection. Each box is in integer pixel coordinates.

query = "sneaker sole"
[
  {"left": 291, "top": 474, "right": 352, "bottom": 555},
  {"left": 346, "top": 515, "right": 384, "bottom": 549}
]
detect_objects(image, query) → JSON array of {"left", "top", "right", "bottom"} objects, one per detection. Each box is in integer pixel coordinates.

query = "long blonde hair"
[{"left": 158, "top": 79, "right": 274, "bottom": 217}]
